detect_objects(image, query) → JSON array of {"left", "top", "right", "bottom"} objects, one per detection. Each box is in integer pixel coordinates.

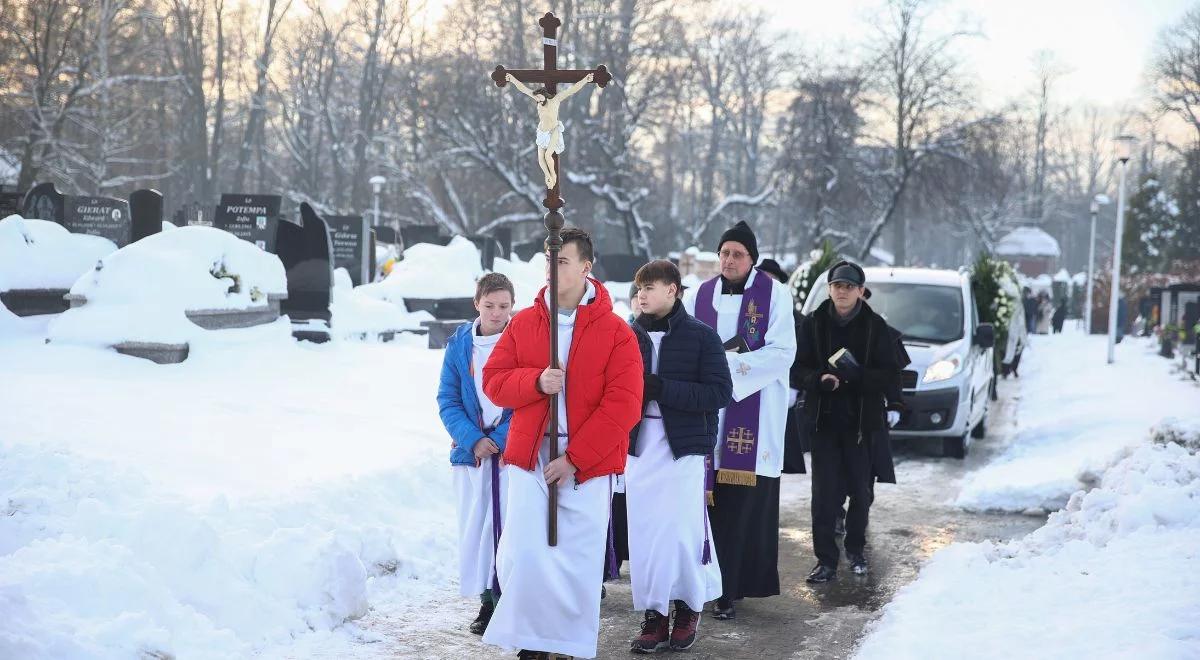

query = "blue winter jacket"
[
  {"left": 629, "top": 299, "right": 734, "bottom": 458},
  {"left": 437, "top": 321, "right": 513, "bottom": 466}
]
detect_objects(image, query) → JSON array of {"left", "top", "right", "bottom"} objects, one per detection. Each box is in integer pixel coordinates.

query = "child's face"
[{"left": 637, "top": 280, "right": 677, "bottom": 318}]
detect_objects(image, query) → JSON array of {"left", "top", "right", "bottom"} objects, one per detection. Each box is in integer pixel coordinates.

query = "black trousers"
[{"left": 811, "top": 428, "right": 874, "bottom": 568}]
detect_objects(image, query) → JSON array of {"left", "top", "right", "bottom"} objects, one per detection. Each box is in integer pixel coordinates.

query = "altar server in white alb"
[
  {"left": 683, "top": 220, "right": 797, "bottom": 621},
  {"left": 437, "top": 273, "right": 517, "bottom": 635},
  {"left": 481, "top": 227, "right": 643, "bottom": 660},
  {"left": 625, "top": 260, "right": 732, "bottom": 654}
]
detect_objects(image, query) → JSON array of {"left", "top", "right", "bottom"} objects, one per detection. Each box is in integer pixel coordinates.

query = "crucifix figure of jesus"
[
  {"left": 491, "top": 12, "right": 611, "bottom": 209},
  {"left": 505, "top": 72, "right": 593, "bottom": 189}
]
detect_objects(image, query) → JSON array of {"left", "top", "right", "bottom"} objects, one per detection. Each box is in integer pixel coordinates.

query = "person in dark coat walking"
[
  {"left": 625, "top": 260, "right": 733, "bottom": 653},
  {"left": 794, "top": 261, "right": 902, "bottom": 583}
]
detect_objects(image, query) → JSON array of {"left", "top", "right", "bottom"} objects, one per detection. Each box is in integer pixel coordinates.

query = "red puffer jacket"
[{"left": 483, "top": 278, "right": 642, "bottom": 483}]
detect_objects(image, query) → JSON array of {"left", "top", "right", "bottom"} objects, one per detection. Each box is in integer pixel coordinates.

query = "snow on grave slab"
[
  {"left": 955, "top": 331, "right": 1200, "bottom": 513},
  {"left": 359, "top": 235, "right": 483, "bottom": 305},
  {"left": 854, "top": 423, "right": 1200, "bottom": 660},
  {"left": 0, "top": 339, "right": 458, "bottom": 658},
  {"left": 0, "top": 215, "right": 117, "bottom": 315},
  {"left": 330, "top": 267, "right": 432, "bottom": 340},
  {"left": 46, "top": 225, "right": 288, "bottom": 359}
]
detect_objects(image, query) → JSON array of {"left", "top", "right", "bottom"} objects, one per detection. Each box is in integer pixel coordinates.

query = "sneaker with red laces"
[
  {"left": 669, "top": 601, "right": 700, "bottom": 651},
  {"left": 630, "top": 610, "right": 670, "bottom": 654}
]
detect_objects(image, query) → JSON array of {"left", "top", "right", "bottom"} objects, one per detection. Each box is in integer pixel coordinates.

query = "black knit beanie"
[{"left": 718, "top": 220, "right": 759, "bottom": 264}]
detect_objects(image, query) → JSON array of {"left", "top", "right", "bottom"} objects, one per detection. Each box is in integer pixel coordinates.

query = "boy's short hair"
[
  {"left": 475, "top": 272, "right": 515, "bottom": 302},
  {"left": 634, "top": 260, "right": 682, "bottom": 296},
  {"left": 548, "top": 226, "right": 594, "bottom": 263}
]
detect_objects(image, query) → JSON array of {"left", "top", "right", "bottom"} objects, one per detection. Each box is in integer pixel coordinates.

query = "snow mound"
[
  {"left": 0, "top": 440, "right": 455, "bottom": 658},
  {"left": 956, "top": 332, "right": 1197, "bottom": 513},
  {"left": 330, "top": 267, "right": 431, "bottom": 338},
  {"left": 493, "top": 251, "right": 547, "bottom": 309},
  {"left": 0, "top": 215, "right": 117, "bottom": 291},
  {"left": 46, "top": 226, "right": 287, "bottom": 347},
  {"left": 363, "top": 236, "right": 482, "bottom": 301},
  {"left": 855, "top": 435, "right": 1200, "bottom": 660}
]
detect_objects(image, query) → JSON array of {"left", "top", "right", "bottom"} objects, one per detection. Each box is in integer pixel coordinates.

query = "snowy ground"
[
  {"left": 4, "top": 311, "right": 1197, "bottom": 659},
  {"left": 0, "top": 319, "right": 459, "bottom": 659},
  {"left": 855, "top": 331, "right": 1200, "bottom": 659}
]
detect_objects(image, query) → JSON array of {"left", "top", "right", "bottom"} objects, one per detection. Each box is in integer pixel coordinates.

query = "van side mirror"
[{"left": 975, "top": 323, "right": 995, "bottom": 349}]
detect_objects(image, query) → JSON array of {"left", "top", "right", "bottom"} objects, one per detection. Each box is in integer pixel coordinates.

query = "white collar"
[{"left": 543, "top": 279, "right": 597, "bottom": 318}]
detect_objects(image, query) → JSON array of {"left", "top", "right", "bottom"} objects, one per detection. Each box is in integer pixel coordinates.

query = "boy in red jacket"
[{"left": 482, "top": 227, "right": 643, "bottom": 660}]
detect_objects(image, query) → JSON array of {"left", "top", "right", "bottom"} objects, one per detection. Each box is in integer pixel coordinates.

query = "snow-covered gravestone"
[
  {"left": 48, "top": 226, "right": 288, "bottom": 363},
  {"left": 214, "top": 193, "right": 282, "bottom": 252},
  {"left": 0, "top": 215, "right": 116, "bottom": 316}
]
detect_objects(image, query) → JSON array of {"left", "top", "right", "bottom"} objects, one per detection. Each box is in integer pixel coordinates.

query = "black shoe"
[
  {"left": 834, "top": 515, "right": 846, "bottom": 536},
  {"left": 806, "top": 564, "right": 837, "bottom": 584},
  {"left": 847, "top": 552, "right": 868, "bottom": 575},
  {"left": 711, "top": 596, "right": 735, "bottom": 620},
  {"left": 517, "top": 651, "right": 547, "bottom": 660},
  {"left": 470, "top": 600, "right": 495, "bottom": 635},
  {"left": 601, "top": 585, "right": 607, "bottom": 600}
]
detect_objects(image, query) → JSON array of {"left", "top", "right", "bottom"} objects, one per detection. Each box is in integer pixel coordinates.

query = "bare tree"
[{"left": 858, "top": 0, "right": 974, "bottom": 264}]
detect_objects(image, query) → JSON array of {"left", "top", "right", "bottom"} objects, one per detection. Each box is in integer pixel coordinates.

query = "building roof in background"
[{"left": 995, "top": 226, "right": 1061, "bottom": 258}]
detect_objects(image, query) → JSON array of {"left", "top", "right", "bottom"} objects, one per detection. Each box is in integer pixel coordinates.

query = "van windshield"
[{"left": 805, "top": 282, "right": 965, "bottom": 344}]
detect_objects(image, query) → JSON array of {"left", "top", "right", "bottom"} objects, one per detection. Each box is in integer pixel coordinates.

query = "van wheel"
[
  {"left": 943, "top": 433, "right": 969, "bottom": 459},
  {"left": 971, "top": 409, "right": 988, "bottom": 439}
]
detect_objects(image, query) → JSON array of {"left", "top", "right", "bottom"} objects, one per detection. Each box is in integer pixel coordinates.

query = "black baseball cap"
[{"left": 827, "top": 260, "right": 865, "bottom": 287}]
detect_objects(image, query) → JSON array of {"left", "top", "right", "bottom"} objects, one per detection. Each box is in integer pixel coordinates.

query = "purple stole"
[{"left": 695, "top": 269, "right": 772, "bottom": 495}]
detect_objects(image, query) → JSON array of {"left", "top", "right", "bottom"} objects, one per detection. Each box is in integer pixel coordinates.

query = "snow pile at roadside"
[
  {"left": 0, "top": 340, "right": 457, "bottom": 658},
  {"left": 855, "top": 421, "right": 1200, "bottom": 660},
  {"left": 46, "top": 226, "right": 287, "bottom": 348},
  {"left": 955, "top": 331, "right": 1198, "bottom": 513},
  {"left": 0, "top": 215, "right": 117, "bottom": 291}
]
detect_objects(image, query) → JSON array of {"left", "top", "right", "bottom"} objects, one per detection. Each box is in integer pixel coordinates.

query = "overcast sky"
[{"left": 744, "top": 0, "right": 1195, "bottom": 108}]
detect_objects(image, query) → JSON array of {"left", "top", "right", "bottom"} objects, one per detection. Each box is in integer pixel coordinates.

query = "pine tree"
[
  {"left": 1171, "top": 148, "right": 1200, "bottom": 264},
  {"left": 1122, "top": 173, "right": 1177, "bottom": 275}
]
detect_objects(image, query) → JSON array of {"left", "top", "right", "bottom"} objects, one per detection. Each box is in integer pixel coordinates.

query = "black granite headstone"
[
  {"left": 373, "top": 225, "right": 397, "bottom": 245},
  {"left": 327, "top": 214, "right": 371, "bottom": 286},
  {"left": 369, "top": 229, "right": 377, "bottom": 284},
  {"left": 63, "top": 195, "right": 133, "bottom": 247},
  {"left": 595, "top": 253, "right": 645, "bottom": 282},
  {"left": 467, "top": 234, "right": 502, "bottom": 270},
  {"left": 275, "top": 202, "right": 333, "bottom": 333},
  {"left": 214, "top": 193, "right": 282, "bottom": 251},
  {"left": 130, "top": 189, "right": 164, "bottom": 242},
  {"left": 492, "top": 227, "right": 513, "bottom": 259},
  {"left": 513, "top": 239, "right": 545, "bottom": 262},
  {"left": 400, "top": 224, "right": 449, "bottom": 249},
  {"left": 27, "top": 182, "right": 133, "bottom": 247},
  {"left": 22, "top": 182, "right": 65, "bottom": 224},
  {"left": 0, "top": 191, "right": 24, "bottom": 218}
]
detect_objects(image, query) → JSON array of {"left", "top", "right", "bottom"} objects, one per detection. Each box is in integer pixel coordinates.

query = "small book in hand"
[
  {"left": 723, "top": 335, "right": 750, "bottom": 354},
  {"left": 827, "top": 347, "right": 860, "bottom": 370}
]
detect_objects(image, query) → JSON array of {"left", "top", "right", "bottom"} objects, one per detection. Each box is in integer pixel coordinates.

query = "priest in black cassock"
[{"left": 683, "top": 221, "right": 796, "bottom": 621}]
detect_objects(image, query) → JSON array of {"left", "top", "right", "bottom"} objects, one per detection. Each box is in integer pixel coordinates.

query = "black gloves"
[{"left": 643, "top": 373, "right": 663, "bottom": 400}]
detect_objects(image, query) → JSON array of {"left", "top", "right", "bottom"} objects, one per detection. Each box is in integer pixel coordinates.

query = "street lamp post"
[
  {"left": 1086, "top": 194, "right": 1109, "bottom": 334},
  {"left": 369, "top": 175, "right": 386, "bottom": 230},
  {"left": 1107, "top": 136, "right": 1136, "bottom": 364}
]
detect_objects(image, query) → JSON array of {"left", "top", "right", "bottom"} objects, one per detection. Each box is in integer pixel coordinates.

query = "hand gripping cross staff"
[{"left": 490, "top": 12, "right": 611, "bottom": 546}]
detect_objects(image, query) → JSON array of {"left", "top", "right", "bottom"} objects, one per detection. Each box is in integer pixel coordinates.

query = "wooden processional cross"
[{"left": 490, "top": 12, "right": 611, "bottom": 547}]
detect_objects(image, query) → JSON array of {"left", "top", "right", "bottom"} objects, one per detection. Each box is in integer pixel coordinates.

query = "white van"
[{"left": 800, "top": 267, "right": 995, "bottom": 458}]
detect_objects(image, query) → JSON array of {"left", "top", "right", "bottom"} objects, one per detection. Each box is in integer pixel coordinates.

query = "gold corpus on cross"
[{"left": 726, "top": 427, "right": 756, "bottom": 455}]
